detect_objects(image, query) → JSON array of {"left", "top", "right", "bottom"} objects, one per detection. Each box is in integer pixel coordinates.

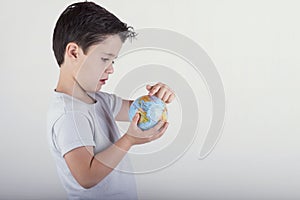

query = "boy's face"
[{"left": 74, "top": 34, "right": 123, "bottom": 92}]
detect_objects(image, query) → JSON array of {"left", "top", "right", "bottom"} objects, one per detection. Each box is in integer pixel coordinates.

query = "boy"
[{"left": 47, "top": 1, "right": 175, "bottom": 200}]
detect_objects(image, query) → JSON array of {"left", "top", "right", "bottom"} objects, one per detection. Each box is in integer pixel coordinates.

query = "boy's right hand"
[{"left": 124, "top": 113, "right": 169, "bottom": 146}]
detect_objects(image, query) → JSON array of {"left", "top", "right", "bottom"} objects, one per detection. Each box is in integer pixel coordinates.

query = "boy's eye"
[
  {"left": 101, "top": 58, "right": 115, "bottom": 64},
  {"left": 101, "top": 58, "right": 110, "bottom": 62}
]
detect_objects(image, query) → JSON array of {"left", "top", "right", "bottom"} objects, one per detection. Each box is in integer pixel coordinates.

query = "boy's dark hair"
[{"left": 52, "top": 1, "right": 136, "bottom": 66}]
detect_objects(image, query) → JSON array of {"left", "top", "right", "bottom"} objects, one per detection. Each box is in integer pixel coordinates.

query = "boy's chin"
[
  {"left": 86, "top": 86, "right": 101, "bottom": 93},
  {"left": 95, "top": 85, "right": 102, "bottom": 92}
]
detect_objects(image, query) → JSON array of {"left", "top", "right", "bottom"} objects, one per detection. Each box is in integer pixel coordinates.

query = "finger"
[
  {"left": 156, "top": 122, "right": 168, "bottom": 139},
  {"left": 149, "top": 84, "right": 161, "bottom": 96},
  {"left": 162, "top": 91, "right": 172, "bottom": 102},
  {"left": 151, "top": 122, "right": 169, "bottom": 141},
  {"left": 166, "top": 93, "right": 175, "bottom": 103},
  {"left": 152, "top": 120, "right": 165, "bottom": 131},
  {"left": 162, "top": 94, "right": 169, "bottom": 102},
  {"left": 158, "top": 89, "right": 168, "bottom": 99},
  {"left": 155, "top": 120, "right": 166, "bottom": 131},
  {"left": 146, "top": 84, "right": 152, "bottom": 91},
  {"left": 132, "top": 113, "right": 140, "bottom": 124},
  {"left": 158, "top": 121, "right": 169, "bottom": 132},
  {"left": 149, "top": 132, "right": 163, "bottom": 142}
]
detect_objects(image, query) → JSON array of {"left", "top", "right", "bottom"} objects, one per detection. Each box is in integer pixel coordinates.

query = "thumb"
[
  {"left": 132, "top": 113, "right": 140, "bottom": 124},
  {"left": 146, "top": 84, "right": 152, "bottom": 91}
]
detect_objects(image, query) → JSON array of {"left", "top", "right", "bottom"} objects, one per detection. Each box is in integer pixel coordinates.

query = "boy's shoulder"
[
  {"left": 48, "top": 90, "right": 122, "bottom": 120},
  {"left": 94, "top": 91, "right": 120, "bottom": 105},
  {"left": 49, "top": 91, "right": 92, "bottom": 114}
]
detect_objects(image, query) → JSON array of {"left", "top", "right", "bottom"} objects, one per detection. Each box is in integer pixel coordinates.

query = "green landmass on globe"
[{"left": 129, "top": 95, "right": 168, "bottom": 130}]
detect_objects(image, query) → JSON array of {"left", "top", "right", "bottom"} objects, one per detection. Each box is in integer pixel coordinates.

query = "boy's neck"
[{"left": 55, "top": 71, "right": 96, "bottom": 104}]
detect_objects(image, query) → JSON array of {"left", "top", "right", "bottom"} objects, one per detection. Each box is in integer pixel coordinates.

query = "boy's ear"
[{"left": 65, "top": 42, "right": 81, "bottom": 60}]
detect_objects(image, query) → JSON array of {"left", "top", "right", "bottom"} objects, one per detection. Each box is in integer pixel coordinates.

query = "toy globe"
[{"left": 128, "top": 95, "right": 168, "bottom": 130}]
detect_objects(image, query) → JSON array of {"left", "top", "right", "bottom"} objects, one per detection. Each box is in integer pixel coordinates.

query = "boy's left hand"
[{"left": 146, "top": 82, "right": 175, "bottom": 104}]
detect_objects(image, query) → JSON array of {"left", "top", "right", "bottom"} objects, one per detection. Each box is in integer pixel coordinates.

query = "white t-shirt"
[{"left": 47, "top": 91, "right": 138, "bottom": 200}]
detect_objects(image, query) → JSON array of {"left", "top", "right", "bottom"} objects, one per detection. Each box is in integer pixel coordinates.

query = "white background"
[{"left": 0, "top": 0, "right": 299, "bottom": 199}]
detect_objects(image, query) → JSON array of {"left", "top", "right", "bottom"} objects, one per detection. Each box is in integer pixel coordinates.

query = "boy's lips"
[{"left": 99, "top": 78, "right": 108, "bottom": 84}]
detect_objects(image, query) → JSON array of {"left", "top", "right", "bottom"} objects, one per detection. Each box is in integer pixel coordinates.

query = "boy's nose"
[{"left": 105, "top": 63, "right": 114, "bottom": 74}]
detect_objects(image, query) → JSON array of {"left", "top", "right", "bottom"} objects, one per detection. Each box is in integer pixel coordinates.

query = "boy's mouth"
[{"left": 99, "top": 78, "right": 108, "bottom": 84}]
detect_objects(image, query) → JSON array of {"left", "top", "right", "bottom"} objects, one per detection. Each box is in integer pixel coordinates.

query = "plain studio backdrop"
[{"left": 0, "top": 0, "right": 299, "bottom": 199}]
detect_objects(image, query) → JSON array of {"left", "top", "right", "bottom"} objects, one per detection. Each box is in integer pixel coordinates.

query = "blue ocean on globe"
[{"left": 128, "top": 95, "right": 168, "bottom": 130}]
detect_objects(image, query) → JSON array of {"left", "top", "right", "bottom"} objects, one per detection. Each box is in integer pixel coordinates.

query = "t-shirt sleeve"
[
  {"left": 99, "top": 92, "right": 123, "bottom": 118},
  {"left": 109, "top": 93, "right": 123, "bottom": 118},
  {"left": 53, "top": 112, "right": 95, "bottom": 157}
]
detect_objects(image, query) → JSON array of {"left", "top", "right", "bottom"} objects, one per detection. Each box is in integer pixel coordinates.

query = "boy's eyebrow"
[{"left": 102, "top": 52, "right": 118, "bottom": 58}]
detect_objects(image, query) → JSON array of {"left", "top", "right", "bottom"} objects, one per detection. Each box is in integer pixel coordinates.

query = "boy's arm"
[
  {"left": 64, "top": 134, "right": 132, "bottom": 189},
  {"left": 64, "top": 114, "right": 168, "bottom": 189},
  {"left": 115, "top": 99, "right": 133, "bottom": 122}
]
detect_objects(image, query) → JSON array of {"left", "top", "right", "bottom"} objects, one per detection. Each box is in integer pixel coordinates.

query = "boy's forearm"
[
  {"left": 87, "top": 134, "right": 133, "bottom": 188},
  {"left": 115, "top": 100, "right": 134, "bottom": 121},
  {"left": 94, "top": 134, "right": 132, "bottom": 167}
]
